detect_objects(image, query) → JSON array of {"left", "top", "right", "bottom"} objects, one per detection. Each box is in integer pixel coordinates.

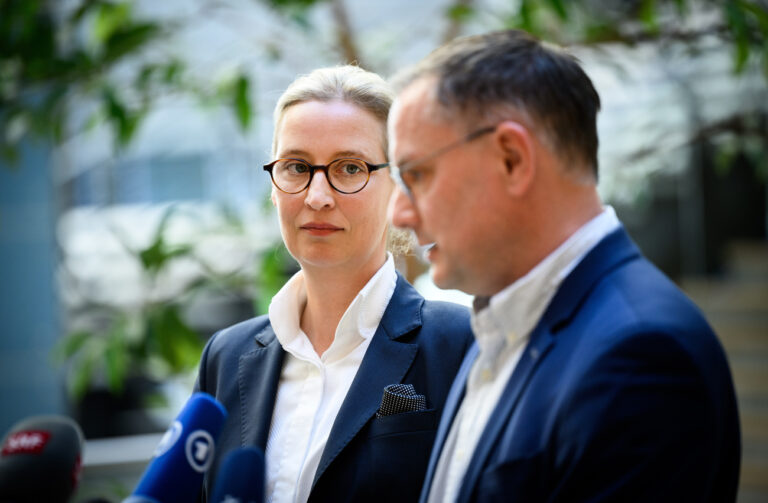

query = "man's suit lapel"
[
  {"left": 455, "top": 227, "right": 642, "bottom": 502},
  {"left": 237, "top": 323, "right": 285, "bottom": 450},
  {"left": 418, "top": 342, "right": 479, "bottom": 503},
  {"left": 312, "top": 274, "right": 422, "bottom": 488},
  {"left": 455, "top": 329, "right": 556, "bottom": 502}
]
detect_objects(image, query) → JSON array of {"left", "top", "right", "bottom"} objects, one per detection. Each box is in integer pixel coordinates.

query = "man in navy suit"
[{"left": 388, "top": 30, "right": 741, "bottom": 502}]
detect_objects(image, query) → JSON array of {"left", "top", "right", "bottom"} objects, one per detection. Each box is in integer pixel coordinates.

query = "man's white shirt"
[
  {"left": 427, "top": 207, "right": 620, "bottom": 503},
  {"left": 265, "top": 254, "right": 397, "bottom": 503}
]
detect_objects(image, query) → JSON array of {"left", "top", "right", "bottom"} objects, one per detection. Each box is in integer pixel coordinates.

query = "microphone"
[
  {"left": 0, "top": 415, "right": 84, "bottom": 503},
  {"left": 123, "top": 392, "right": 227, "bottom": 503},
  {"left": 210, "top": 447, "right": 265, "bottom": 503}
]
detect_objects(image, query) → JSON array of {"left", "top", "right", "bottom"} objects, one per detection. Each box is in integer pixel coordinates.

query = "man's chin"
[{"left": 430, "top": 266, "right": 458, "bottom": 292}]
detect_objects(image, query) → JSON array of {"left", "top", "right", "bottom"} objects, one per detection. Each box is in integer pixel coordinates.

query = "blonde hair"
[
  {"left": 271, "top": 65, "right": 413, "bottom": 256},
  {"left": 272, "top": 65, "right": 394, "bottom": 157}
]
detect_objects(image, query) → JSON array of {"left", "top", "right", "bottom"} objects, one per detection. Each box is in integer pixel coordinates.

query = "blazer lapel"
[
  {"left": 456, "top": 227, "right": 642, "bottom": 502},
  {"left": 419, "top": 342, "right": 479, "bottom": 503},
  {"left": 456, "top": 328, "right": 556, "bottom": 503},
  {"left": 312, "top": 274, "right": 422, "bottom": 488},
  {"left": 237, "top": 323, "right": 285, "bottom": 450}
]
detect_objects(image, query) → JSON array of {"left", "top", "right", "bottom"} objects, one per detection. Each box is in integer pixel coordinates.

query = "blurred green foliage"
[
  {"left": 0, "top": 0, "right": 254, "bottom": 163},
  {"left": 2, "top": 0, "right": 765, "bottom": 164},
  {"left": 495, "top": 0, "right": 768, "bottom": 76},
  {"left": 54, "top": 207, "right": 204, "bottom": 398},
  {"left": 54, "top": 205, "right": 297, "bottom": 399}
]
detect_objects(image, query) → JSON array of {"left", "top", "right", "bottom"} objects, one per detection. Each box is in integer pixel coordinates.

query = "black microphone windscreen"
[
  {"left": 0, "top": 415, "right": 84, "bottom": 503},
  {"left": 210, "top": 447, "right": 265, "bottom": 503}
]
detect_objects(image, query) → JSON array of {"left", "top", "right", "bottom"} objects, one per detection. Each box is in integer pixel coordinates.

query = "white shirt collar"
[
  {"left": 471, "top": 206, "right": 620, "bottom": 366},
  {"left": 268, "top": 253, "right": 397, "bottom": 363}
]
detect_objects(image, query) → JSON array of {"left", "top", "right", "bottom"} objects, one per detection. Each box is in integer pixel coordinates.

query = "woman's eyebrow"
[{"left": 276, "top": 149, "right": 374, "bottom": 161}]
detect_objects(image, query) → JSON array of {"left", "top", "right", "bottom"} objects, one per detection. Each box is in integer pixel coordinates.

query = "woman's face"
[{"left": 271, "top": 99, "right": 393, "bottom": 277}]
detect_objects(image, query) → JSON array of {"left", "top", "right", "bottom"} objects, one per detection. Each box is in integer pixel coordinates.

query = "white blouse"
[{"left": 264, "top": 254, "right": 397, "bottom": 503}]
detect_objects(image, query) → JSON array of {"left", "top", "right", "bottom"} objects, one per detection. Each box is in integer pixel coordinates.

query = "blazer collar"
[
  {"left": 312, "top": 272, "right": 423, "bottom": 487},
  {"left": 540, "top": 226, "right": 641, "bottom": 333},
  {"left": 419, "top": 342, "right": 479, "bottom": 503},
  {"left": 454, "top": 226, "right": 641, "bottom": 502},
  {"left": 237, "top": 323, "right": 284, "bottom": 451}
]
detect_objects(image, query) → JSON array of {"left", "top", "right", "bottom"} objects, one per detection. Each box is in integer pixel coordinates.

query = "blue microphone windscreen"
[
  {"left": 128, "top": 392, "right": 227, "bottom": 503},
  {"left": 210, "top": 447, "right": 265, "bottom": 503}
]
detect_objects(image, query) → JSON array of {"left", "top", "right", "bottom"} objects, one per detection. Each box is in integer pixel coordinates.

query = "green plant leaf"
[
  {"left": 103, "top": 23, "right": 162, "bottom": 63},
  {"left": 138, "top": 237, "right": 192, "bottom": 276},
  {"left": 639, "top": 0, "right": 659, "bottom": 34},
  {"left": 725, "top": 1, "right": 751, "bottom": 73},
  {"left": 135, "top": 206, "right": 192, "bottom": 274},
  {"left": 71, "top": 0, "right": 106, "bottom": 23},
  {"left": 234, "top": 74, "right": 252, "bottom": 130},
  {"left": 104, "top": 318, "right": 130, "bottom": 394},
  {"left": 545, "top": 0, "right": 568, "bottom": 21},
  {"left": 94, "top": 1, "right": 132, "bottom": 44},
  {"left": 256, "top": 243, "right": 296, "bottom": 314},
  {"left": 672, "top": 0, "right": 688, "bottom": 16},
  {"left": 583, "top": 21, "right": 624, "bottom": 44},
  {"left": 163, "top": 60, "right": 184, "bottom": 85},
  {"left": 102, "top": 85, "right": 145, "bottom": 147},
  {"left": 739, "top": 0, "right": 768, "bottom": 31},
  {"left": 136, "top": 63, "right": 158, "bottom": 91},
  {"left": 519, "top": 0, "right": 535, "bottom": 33},
  {"left": 147, "top": 304, "right": 204, "bottom": 373},
  {"left": 446, "top": 4, "right": 474, "bottom": 22},
  {"left": 71, "top": 355, "right": 95, "bottom": 399},
  {"left": 54, "top": 330, "right": 93, "bottom": 361},
  {"left": 763, "top": 42, "right": 768, "bottom": 80},
  {"left": 0, "top": 142, "right": 19, "bottom": 165},
  {"left": 266, "top": 0, "right": 326, "bottom": 9},
  {"left": 69, "top": 337, "right": 105, "bottom": 399}
]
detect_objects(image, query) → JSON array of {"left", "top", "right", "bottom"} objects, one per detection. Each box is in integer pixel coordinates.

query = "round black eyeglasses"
[{"left": 263, "top": 158, "right": 389, "bottom": 194}]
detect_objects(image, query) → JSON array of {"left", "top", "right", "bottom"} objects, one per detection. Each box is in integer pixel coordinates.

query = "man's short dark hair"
[{"left": 393, "top": 30, "right": 601, "bottom": 177}]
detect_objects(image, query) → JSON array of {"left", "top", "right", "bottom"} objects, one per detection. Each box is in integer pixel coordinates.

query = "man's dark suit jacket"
[
  {"left": 420, "top": 227, "right": 741, "bottom": 503},
  {"left": 195, "top": 272, "right": 472, "bottom": 502}
]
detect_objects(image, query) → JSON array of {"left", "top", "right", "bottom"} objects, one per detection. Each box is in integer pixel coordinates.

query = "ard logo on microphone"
[
  {"left": 185, "top": 430, "right": 215, "bottom": 472},
  {"left": 154, "top": 421, "right": 183, "bottom": 457}
]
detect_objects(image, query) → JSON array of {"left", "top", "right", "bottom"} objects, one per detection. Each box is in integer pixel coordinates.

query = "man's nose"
[{"left": 388, "top": 186, "right": 418, "bottom": 230}]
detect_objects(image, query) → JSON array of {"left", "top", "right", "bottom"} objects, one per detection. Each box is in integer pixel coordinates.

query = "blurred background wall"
[{"left": 1, "top": 0, "right": 766, "bottom": 501}]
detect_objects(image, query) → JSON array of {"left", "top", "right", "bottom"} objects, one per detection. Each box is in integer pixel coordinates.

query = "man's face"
[{"left": 388, "top": 78, "right": 513, "bottom": 296}]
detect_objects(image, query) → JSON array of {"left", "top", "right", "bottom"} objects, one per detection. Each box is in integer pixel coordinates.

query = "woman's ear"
[
  {"left": 270, "top": 186, "right": 278, "bottom": 206},
  {"left": 494, "top": 120, "right": 535, "bottom": 197}
]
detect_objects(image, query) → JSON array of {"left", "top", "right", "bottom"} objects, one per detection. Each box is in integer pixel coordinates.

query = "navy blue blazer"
[
  {"left": 195, "top": 272, "right": 472, "bottom": 502},
  {"left": 421, "top": 227, "right": 741, "bottom": 503}
]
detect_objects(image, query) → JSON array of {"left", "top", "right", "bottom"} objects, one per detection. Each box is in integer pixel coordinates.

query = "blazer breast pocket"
[
  {"left": 357, "top": 409, "right": 438, "bottom": 498},
  {"left": 367, "top": 408, "right": 437, "bottom": 439}
]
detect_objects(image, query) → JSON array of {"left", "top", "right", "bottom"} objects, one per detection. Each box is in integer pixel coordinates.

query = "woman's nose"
[{"left": 304, "top": 170, "right": 336, "bottom": 210}]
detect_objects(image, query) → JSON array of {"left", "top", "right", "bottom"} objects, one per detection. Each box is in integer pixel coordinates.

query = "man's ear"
[{"left": 494, "top": 120, "right": 535, "bottom": 197}]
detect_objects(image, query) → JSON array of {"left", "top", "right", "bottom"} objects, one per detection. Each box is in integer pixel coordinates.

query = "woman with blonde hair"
[{"left": 194, "top": 65, "right": 471, "bottom": 502}]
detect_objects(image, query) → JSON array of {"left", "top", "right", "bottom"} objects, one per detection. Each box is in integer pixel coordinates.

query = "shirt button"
[
  {"left": 506, "top": 331, "right": 517, "bottom": 343},
  {"left": 481, "top": 368, "right": 493, "bottom": 381}
]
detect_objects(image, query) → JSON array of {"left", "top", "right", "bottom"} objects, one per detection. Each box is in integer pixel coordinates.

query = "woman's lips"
[{"left": 301, "top": 222, "right": 343, "bottom": 236}]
